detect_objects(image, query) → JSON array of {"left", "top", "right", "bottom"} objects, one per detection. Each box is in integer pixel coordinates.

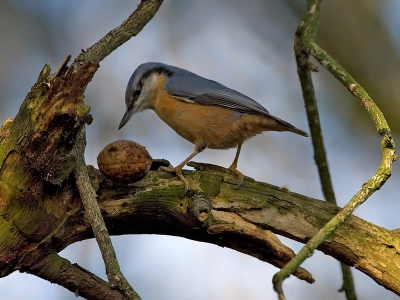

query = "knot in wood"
[{"left": 189, "top": 192, "right": 211, "bottom": 227}]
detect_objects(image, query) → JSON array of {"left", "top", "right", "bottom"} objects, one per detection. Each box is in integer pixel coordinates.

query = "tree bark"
[{"left": 0, "top": 61, "right": 96, "bottom": 276}]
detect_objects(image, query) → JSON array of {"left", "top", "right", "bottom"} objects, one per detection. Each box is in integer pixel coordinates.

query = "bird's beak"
[{"left": 118, "top": 108, "right": 135, "bottom": 130}]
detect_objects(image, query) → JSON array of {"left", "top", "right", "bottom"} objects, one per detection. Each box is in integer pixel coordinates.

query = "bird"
[{"left": 119, "top": 62, "right": 308, "bottom": 194}]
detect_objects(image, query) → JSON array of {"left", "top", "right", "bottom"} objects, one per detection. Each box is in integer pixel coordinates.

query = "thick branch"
[
  {"left": 47, "top": 163, "right": 400, "bottom": 297},
  {"left": 0, "top": 61, "right": 96, "bottom": 277},
  {"left": 30, "top": 253, "right": 126, "bottom": 300}
]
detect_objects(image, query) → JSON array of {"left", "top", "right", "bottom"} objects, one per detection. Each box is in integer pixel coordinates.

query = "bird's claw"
[
  {"left": 228, "top": 165, "right": 244, "bottom": 188},
  {"left": 158, "top": 165, "right": 189, "bottom": 196},
  {"left": 158, "top": 165, "right": 175, "bottom": 173}
]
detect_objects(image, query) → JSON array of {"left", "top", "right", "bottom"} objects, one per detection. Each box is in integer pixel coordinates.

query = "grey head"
[{"left": 119, "top": 62, "right": 172, "bottom": 129}]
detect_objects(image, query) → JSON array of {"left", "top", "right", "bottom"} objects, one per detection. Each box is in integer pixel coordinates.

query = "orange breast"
[{"left": 153, "top": 91, "right": 273, "bottom": 149}]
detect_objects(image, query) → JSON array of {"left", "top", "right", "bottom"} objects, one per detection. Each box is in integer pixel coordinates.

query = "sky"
[{"left": 1, "top": 1, "right": 400, "bottom": 299}]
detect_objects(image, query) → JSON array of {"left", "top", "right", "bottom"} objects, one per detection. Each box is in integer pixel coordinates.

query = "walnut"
[{"left": 97, "top": 140, "right": 152, "bottom": 184}]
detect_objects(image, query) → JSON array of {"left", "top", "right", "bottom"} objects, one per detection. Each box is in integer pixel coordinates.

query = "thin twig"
[
  {"left": 297, "top": 49, "right": 358, "bottom": 300},
  {"left": 293, "top": 2, "right": 357, "bottom": 297},
  {"left": 339, "top": 262, "right": 357, "bottom": 300},
  {"left": 73, "top": 126, "right": 140, "bottom": 300},
  {"left": 76, "top": 0, "right": 163, "bottom": 64},
  {"left": 272, "top": 0, "right": 397, "bottom": 298},
  {"left": 68, "top": 1, "right": 164, "bottom": 298}
]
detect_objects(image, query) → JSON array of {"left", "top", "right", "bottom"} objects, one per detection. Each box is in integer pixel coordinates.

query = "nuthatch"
[{"left": 119, "top": 62, "right": 308, "bottom": 193}]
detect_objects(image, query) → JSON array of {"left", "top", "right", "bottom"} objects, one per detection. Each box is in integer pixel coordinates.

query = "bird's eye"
[{"left": 134, "top": 89, "right": 141, "bottom": 96}]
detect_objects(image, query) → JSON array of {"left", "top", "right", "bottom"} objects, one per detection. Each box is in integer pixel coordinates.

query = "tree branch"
[
  {"left": 293, "top": 0, "right": 357, "bottom": 298},
  {"left": 47, "top": 163, "right": 400, "bottom": 296},
  {"left": 76, "top": 0, "right": 163, "bottom": 64},
  {"left": 273, "top": 0, "right": 397, "bottom": 298},
  {"left": 30, "top": 253, "right": 126, "bottom": 300},
  {"left": 73, "top": 127, "right": 140, "bottom": 299},
  {"left": 0, "top": 61, "right": 96, "bottom": 277}
]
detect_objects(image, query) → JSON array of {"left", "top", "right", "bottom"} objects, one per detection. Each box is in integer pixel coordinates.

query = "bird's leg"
[
  {"left": 158, "top": 144, "right": 206, "bottom": 195},
  {"left": 228, "top": 142, "right": 244, "bottom": 187}
]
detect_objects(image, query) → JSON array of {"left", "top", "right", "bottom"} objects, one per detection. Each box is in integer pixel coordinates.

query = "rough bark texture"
[
  {"left": 0, "top": 61, "right": 96, "bottom": 276},
  {"left": 31, "top": 254, "right": 126, "bottom": 300},
  {"left": 0, "top": 58, "right": 136, "bottom": 298},
  {"left": 54, "top": 163, "right": 400, "bottom": 295}
]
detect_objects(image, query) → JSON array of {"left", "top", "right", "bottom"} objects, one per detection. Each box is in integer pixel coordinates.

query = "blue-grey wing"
[
  {"left": 164, "top": 66, "right": 308, "bottom": 137},
  {"left": 165, "top": 68, "right": 270, "bottom": 115}
]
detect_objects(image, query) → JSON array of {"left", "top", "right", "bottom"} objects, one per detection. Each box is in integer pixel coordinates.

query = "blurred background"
[{"left": 1, "top": 0, "right": 400, "bottom": 299}]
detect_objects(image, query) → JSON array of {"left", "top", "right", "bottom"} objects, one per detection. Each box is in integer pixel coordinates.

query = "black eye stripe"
[{"left": 133, "top": 80, "right": 143, "bottom": 97}]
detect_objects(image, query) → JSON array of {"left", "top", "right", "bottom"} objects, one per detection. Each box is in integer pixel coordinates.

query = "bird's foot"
[
  {"left": 228, "top": 164, "right": 244, "bottom": 188},
  {"left": 158, "top": 165, "right": 189, "bottom": 196},
  {"left": 158, "top": 165, "right": 175, "bottom": 173}
]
